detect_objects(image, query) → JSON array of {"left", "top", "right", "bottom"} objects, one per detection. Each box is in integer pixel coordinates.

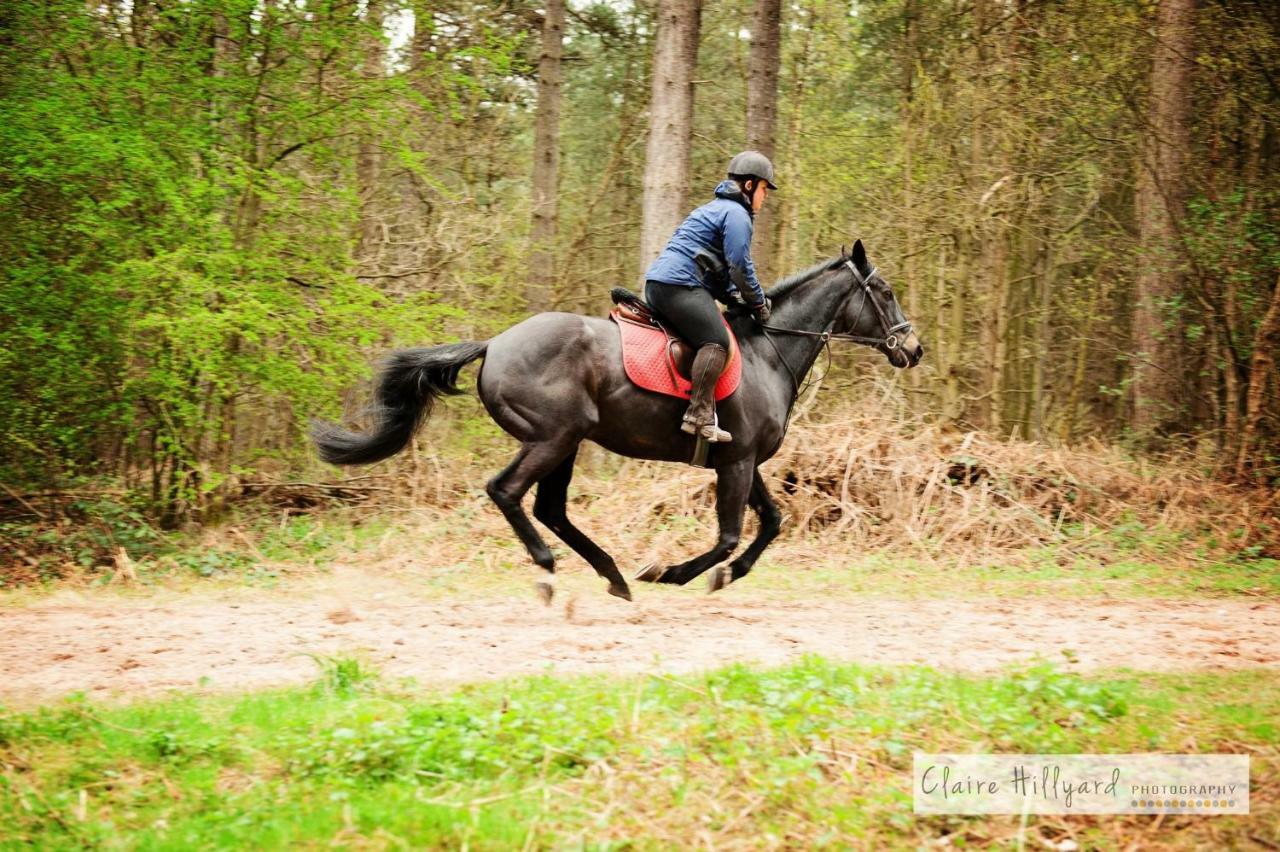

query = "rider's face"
[{"left": 750, "top": 181, "right": 769, "bottom": 213}]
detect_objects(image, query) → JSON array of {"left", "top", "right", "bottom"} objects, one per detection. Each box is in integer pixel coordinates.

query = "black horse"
[{"left": 312, "top": 240, "right": 923, "bottom": 602}]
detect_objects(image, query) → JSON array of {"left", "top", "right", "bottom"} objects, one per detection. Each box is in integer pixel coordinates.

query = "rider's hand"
[{"left": 751, "top": 297, "right": 771, "bottom": 324}]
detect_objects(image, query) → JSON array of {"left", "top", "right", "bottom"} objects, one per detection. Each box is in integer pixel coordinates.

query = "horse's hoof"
[
  {"left": 707, "top": 564, "right": 733, "bottom": 594},
  {"left": 633, "top": 563, "right": 666, "bottom": 583},
  {"left": 534, "top": 580, "right": 555, "bottom": 606},
  {"left": 608, "top": 583, "right": 633, "bottom": 602}
]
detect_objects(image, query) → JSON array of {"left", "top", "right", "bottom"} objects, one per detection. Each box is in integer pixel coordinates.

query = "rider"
[{"left": 644, "top": 150, "right": 776, "bottom": 444}]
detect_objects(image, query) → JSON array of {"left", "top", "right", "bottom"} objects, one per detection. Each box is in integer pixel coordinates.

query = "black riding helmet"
[{"left": 726, "top": 150, "right": 777, "bottom": 190}]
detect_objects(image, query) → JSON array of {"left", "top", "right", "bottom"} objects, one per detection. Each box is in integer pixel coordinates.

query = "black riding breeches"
[{"left": 644, "top": 281, "right": 730, "bottom": 351}]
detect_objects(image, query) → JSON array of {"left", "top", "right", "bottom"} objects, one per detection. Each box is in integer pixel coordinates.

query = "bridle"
[{"left": 758, "top": 256, "right": 914, "bottom": 393}]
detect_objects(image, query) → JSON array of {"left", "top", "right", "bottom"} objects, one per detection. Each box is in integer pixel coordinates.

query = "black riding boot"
[{"left": 681, "top": 343, "right": 733, "bottom": 443}]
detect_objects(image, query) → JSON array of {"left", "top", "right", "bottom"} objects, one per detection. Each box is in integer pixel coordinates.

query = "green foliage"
[
  {"left": 1185, "top": 189, "right": 1280, "bottom": 362},
  {"left": 252, "top": 515, "right": 342, "bottom": 561},
  {"left": 145, "top": 727, "right": 238, "bottom": 765},
  {"left": 0, "top": 701, "right": 96, "bottom": 749},
  {"left": 999, "top": 662, "right": 1129, "bottom": 730},
  {"left": 0, "top": 0, "right": 471, "bottom": 519},
  {"left": 169, "top": 548, "right": 256, "bottom": 579}
]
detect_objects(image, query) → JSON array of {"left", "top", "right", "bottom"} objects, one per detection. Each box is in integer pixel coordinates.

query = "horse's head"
[{"left": 835, "top": 240, "right": 924, "bottom": 369}]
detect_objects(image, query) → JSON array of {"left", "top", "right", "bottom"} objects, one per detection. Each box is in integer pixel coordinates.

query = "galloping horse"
[{"left": 312, "top": 240, "right": 923, "bottom": 602}]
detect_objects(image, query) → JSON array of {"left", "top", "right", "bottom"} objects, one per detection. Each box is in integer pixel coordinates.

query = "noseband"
[{"left": 758, "top": 259, "right": 914, "bottom": 393}]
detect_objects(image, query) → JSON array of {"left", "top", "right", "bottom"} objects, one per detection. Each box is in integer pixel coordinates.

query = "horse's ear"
[{"left": 852, "top": 239, "right": 867, "bottom": 270}]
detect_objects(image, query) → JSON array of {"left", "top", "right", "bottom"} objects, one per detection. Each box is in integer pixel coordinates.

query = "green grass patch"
[{"left": 1, "top": 659, "right": 1275, "bottom": 848}]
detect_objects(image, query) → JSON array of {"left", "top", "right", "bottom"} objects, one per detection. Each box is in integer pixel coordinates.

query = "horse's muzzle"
[
  {"left": 889, "top": 332, "right": 924, "bottom": 368},
  {"left": 905, "top": 335, "right": 924, "bottom": 368}
]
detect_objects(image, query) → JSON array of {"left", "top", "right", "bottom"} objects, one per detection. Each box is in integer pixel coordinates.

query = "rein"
[{"left": 758, "top": 260, "right": 913, "bottom": 394}]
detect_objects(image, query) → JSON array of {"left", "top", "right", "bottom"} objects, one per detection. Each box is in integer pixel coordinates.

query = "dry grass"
[
  {"left": 758, "top": 412, "right": 1278, "bottom": 559},
  {"left": 4, "top": 401, "right": 1277, "bottom": 590},
  {"left": 323, "top": 404, "right": 1278, "bottom": 574}
]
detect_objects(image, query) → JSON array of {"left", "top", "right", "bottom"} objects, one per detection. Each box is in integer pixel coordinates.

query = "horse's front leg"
[
  {"left": 636, "top": 459, "right": 753, "bottom": 586},
  {"left": 709, "top": 468, "right": 783, "bottom": 592}
]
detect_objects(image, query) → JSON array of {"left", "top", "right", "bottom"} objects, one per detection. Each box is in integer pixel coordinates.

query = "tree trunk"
[
  {"left": 638, "top": 0, "right": 702, "bottom": 277},
  {"left": 355, "top": 0, "right": 384, "bottom": 262},
  {"left": 1062, "top": 286, "right": 1102, "bottom": 442},
  {"left": 1132, "top": 0, "right": 1195, "bottom": 438},
  {"left": 1031, "top": 234, "right": 1055, "bottom": 440},
  {"left": 900, "top": 0, "right": 920, "bottom": 404},
  {"left": 1235, "top": 274, "right": 1280, "bottom": 481},
  {"left": 746, "top": 0, "right": 781, "bottom": 281},
  {"left": 938, "top": 240, "right": 965, "bottom": 426},
  {"left": 774, "top": 2, "right": 813, "bottom": 276},
  {"left": 972, "top": 0, "right": 1009, "bottom": 432},
  {"left": 529, "top": 0, "right": 564, "bottom": 311}
]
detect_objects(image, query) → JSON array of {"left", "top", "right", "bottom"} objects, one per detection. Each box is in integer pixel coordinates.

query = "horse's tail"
[{"left": 310, "top": 341, "right": 488, "bottom": 465}]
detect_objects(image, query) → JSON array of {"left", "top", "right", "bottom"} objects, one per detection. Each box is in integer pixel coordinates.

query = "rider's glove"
[{"left": 751, "top": 297, "right": 772, "bottom": 324}]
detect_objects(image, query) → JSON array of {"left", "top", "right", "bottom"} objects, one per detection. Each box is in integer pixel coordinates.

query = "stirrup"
[{"left": 682, "top": 414, "right": 732, "bottom": 443}]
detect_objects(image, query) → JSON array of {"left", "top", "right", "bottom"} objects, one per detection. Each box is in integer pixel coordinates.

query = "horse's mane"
[
  {"left": 766, "top": 256, "right": 845, "bottom": 301},
  {"left": 726, "top": 255, "right": 847, "bottom": 333}
]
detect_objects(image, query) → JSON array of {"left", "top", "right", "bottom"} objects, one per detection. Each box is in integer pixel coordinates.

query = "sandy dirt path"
[{"left": 2, "top": 570, "right": 1278, "bottom": 705}]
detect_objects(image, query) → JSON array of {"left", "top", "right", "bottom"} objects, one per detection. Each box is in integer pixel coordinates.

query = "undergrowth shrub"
[
  {"left": 2, "top": 410, "right": 1276, "bottom": 587},
  {"left": 1, "top": 495, "right": 160, "bottom": 584}
]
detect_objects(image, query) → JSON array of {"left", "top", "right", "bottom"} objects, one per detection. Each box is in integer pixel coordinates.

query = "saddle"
[
  {"left": 609, "top": 288, "right": 665, "bottom": 327},
  {"left": 608, "top": 287, "right": 741, "bottom": 402}
]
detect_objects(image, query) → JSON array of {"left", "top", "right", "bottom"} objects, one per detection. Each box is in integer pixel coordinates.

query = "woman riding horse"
[
  {"left": 312, "top": 202, "right": 924, "bottom": 602},
  {"left": 644, "top": 151, "right": 777, "bottom": 444}
]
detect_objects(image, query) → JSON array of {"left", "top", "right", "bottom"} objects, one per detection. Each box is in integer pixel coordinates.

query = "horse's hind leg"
[
  {"left": 485, "top": 441, "right": 576, "bottom": 604},
  {"left": 533, "top": 451, "right": 632, "bottom": 601},
  {"left": 709, "top": 468, "right": 783, "bottom": 592}
]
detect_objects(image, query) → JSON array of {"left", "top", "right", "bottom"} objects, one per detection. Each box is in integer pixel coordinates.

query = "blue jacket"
[{"left": 644, "top": 180, "right": 765, "bottom": 306}]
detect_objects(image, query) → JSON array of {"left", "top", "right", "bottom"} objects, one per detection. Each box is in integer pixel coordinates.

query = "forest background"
[
  {"left": 0, "top": 0, "right": 1277, "bottom": 532},
  {"left": 2, "top": 4, "right": 1279, "bottom": 846}
]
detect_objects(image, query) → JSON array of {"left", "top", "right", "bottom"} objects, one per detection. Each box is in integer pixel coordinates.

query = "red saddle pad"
[{"left": 610, "top": 311, "right": 741, "bottom": 402}]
